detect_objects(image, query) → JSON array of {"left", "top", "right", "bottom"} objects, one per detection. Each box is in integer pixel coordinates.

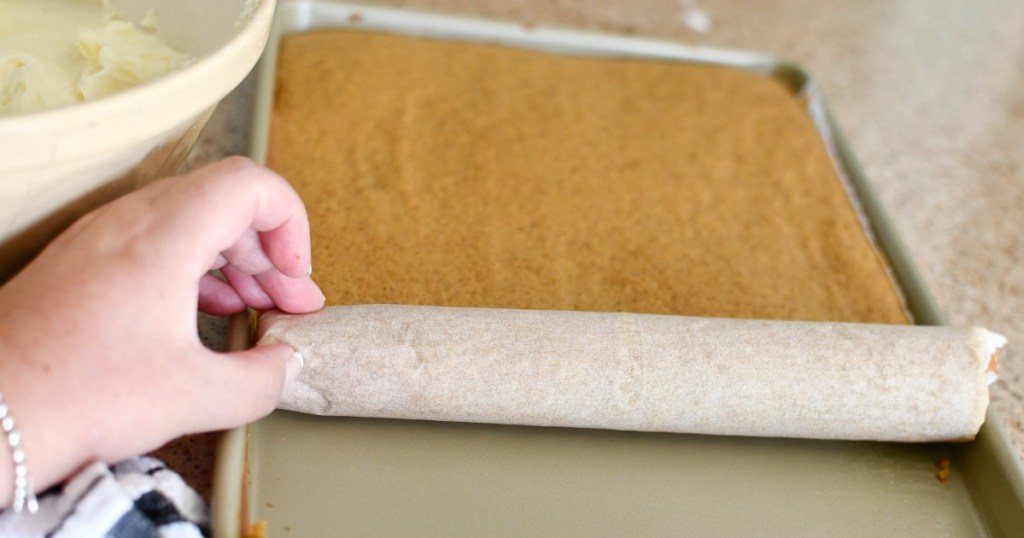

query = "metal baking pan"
[{"left": 212, "top": 2, "right": 1024, "bottom": 536}]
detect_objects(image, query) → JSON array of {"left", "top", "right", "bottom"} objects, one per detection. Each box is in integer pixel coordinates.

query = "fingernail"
[
  {"left": 307, "top": 264, "right": 313, "bottom": 276},
  {"left": 285, "top": 351, "right": 304, "bottom": 384}
]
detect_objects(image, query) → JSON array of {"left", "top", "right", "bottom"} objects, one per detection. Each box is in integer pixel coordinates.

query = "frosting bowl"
[{"left": 0, "top": 0, "right": 276, "bottom": 281}]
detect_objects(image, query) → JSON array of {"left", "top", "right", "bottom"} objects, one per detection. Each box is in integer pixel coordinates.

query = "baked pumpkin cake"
[{"left": 269, "top": 30, "right": 908, "bottom": 324}]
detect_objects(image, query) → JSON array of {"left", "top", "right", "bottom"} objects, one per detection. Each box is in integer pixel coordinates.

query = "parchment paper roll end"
[
  {"left": 959, "top": 328, "right": 1007, "bottom": 441},
  {"left": 974, "top": 328, "right": 1007, "bottom": 386}
]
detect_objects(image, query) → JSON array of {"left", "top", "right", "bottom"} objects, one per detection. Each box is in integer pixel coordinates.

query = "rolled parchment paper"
[{"left": 257, "top": 305, "right": 1006, "bottom": 442}]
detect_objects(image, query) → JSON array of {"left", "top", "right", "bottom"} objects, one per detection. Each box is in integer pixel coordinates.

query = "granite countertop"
[{"left": 168, "top": 0, "right": 1024, "bottom": 498}]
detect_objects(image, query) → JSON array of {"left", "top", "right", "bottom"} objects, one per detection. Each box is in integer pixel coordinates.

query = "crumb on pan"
[
  {"left": 935, "top": 456, "right": 951, "bottom": 483},
  {"left": 245, "top": 520, "right": 268, "bottom": 538}
]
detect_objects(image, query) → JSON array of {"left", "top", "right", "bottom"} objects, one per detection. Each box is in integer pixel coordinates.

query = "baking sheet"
[{"left": 212, "top": 2, "right": 1024, "bottom": 536}]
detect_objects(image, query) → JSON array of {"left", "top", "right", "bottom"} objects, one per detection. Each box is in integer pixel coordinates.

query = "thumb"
[{"left": 187, "top": 343, "right": 303, "bottom": 433}]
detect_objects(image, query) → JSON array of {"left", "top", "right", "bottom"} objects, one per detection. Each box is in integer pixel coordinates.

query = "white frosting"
[
  {"left": 0, "top": 50, "right": 79, "bottom": 112},
  {"left": 0, "top": 0, "right": 190, "bottom": 114}
]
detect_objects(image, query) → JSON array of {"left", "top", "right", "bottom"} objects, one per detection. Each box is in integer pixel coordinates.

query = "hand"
[{"left": 0, "top": 157, "right": 324, "bottom": 506}]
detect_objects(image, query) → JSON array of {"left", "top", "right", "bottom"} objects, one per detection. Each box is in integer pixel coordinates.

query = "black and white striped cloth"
[{"left": 0, "top": 457, "right": 208, "bottom": 537}]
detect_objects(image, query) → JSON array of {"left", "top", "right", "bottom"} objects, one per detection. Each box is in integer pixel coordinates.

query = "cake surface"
[{"left": 270, "top": 30, "right": 908, "bottom": 323}]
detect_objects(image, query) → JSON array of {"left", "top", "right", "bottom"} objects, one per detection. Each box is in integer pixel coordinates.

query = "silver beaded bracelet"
[{"left": 0, "top": 391, "right": 37, "bottom": 514}]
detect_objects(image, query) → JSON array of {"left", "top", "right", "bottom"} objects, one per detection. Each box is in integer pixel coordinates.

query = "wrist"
[
  {"left": 0, "top": 332, "right": 31, "bottom": 510},
  {"left": 0, "top": 333, "right": 98, "bottom": 511},
  {"left": 0, "top": 390, "right": 37, "bottom": 512}
]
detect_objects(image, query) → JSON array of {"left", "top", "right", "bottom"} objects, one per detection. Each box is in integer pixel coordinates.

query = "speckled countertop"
[{"left": 167, "top": 0, "right": 1024, "bottom": 498}]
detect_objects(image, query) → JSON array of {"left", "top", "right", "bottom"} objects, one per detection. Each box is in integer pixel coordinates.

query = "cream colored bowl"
[{"left": 0, "top": 0, "right": 276, "bottom": 281}]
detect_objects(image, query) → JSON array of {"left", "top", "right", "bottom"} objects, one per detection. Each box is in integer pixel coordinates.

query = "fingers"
[
  {"left": 220, "top": 264, "right": 325, "bottom": 313},
  {"left": 221, "top": 228, "right": 274, "bottom": 275},
  {"left": 136, "top": 157, "right": 325, "bottom": 314},
  {"left": 220, "top": 264, "right": 274, "bottom": 311},
  {"left": 197, "top": 273, "right": 247, "bottom": 316},
  {"left": 150, "top": 157, "right": 312, "bottom": 278},
  {"left": 254, "top": 269, "right": 325, "bottom": 314},
  {"left": 182, "top": 344, "right": 302, "bottom": 432}
]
